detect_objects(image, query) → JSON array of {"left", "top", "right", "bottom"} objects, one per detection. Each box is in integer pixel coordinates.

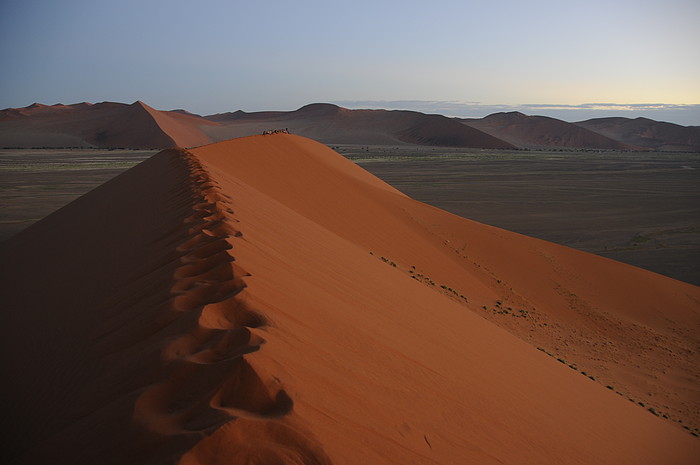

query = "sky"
[{"left": 1, "top": 0, "right": 699, "bottom": 125}]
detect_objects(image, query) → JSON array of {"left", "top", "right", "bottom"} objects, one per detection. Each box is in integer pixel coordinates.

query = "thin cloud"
[
  {"left": 331, "top": 101, "right": 700, "bottom": 126},
  {"left": 520, "top": 103, "right": 698, "bottom": 111}
]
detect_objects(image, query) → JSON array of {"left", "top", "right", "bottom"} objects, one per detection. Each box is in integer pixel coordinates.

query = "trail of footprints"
[{"left": 134, "top": 152, "right": 292, "bottom": 437}]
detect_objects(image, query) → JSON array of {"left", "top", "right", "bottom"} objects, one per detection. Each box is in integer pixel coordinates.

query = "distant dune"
[
  {"left": 0, "top": 101, "right": 513, "bottom": 149},
  {"left": 461, "top": 111, "right": 642, "bottom": 150},
  {"left": 137, "top": 101, "right": 215, "bottom": 148},
  {"left": 2, "top": 134, "right": 698, "bottom": 464},
  {"left": 576, "top": 117, "right": 700, "bottom": 152},
  {"left": 4, "top": 100, "right": 697, "bottom": 150},
  {"left": 0, "top": 101, "right": 217, "bottom": 149},
  {"left": 203, "top": 103, "right": 516, "bottom": 148}
]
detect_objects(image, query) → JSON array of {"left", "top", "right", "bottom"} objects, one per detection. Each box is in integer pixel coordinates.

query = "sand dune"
[
  {"left": 1, "top": 134, "right": 698, "bottom": 464},
  {"left": 0, "top": 101, "right": 216, "bottom": 148},
  {"left": 3, "top": 101, "right": 698, "bottom": 151},
  {"left": 461, "top": 111, "right": 642, "bottom": 150},
  {"left": 0, "top": 102, "right": 514, "bottom": 149},
  {"left": 577, "top": 117, "right": 700, "bottom": 152},
  {"left": 204, "top": 103, "right": 516, "bottom": 148},
  {"left": 138, "top": 102, "right": 215, "bottom": 148}
]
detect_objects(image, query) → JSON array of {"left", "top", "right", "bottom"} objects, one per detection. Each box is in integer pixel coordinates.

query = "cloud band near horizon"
[{"left": 330, "top": 101, "right": 700, "bottom": 126}]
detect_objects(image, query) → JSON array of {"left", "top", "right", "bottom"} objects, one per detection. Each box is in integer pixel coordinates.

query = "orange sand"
[{"left": 1, "top": 134, "right": 698, "bottom": 464}]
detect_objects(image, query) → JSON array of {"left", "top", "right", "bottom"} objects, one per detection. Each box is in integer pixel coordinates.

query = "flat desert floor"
[
  {"left": 1, "top": 146, "right": 698, "bottom": 285},
  {"left": 336, "top": 145, "right": 700, "bottom": 286},
  {"left": 0, "top": 149, "right": 155, "bottom": 240}
]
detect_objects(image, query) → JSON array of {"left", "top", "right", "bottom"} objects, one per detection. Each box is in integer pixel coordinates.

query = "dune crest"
[
  {"left": 1, "top": 134, "right": 699, "bottom": 464},
  {"left": 136, "top": 101, "right": 216, "bottom": 148},
  {"left": 131, "top": 150, "right": 330, "bottom": 463}
]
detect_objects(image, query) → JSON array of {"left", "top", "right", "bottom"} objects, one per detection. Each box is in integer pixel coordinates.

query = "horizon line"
[{"left": 3, "top": 99, "right": 699, "bottom": 127}]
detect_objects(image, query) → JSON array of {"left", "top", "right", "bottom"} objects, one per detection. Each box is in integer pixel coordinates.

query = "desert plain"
[{"left": 341, "top": 145, "right": 700, "bottom": 286}]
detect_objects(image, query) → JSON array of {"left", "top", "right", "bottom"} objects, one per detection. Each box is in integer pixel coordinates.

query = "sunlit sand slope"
[{"left": 1, "top": 134, "right": 698, "bottom": 464}]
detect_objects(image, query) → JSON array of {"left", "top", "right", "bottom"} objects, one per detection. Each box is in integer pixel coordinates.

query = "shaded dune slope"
[
  {"left": 140, "top": 103, "right": 216, "bottom": 148},
  {"left": 0, "top": 147, "right": 329, "bottom": 464},
  {"left": 1, "top": 135, "right": 699, "bottom": 464}
]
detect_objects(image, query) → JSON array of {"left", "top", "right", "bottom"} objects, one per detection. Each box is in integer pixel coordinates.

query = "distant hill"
[
  {"left": 0, "top": 102, "right": 513, "bottom": 149},
  {"left": 460, "top": 112, "right": 642, "bottom": 150},
  {"left": 575, "top": 117, "right": 700, "bottom": 152},
  {"left": 1, "top": 101, "right": 698, "bottom": 151},
  {"left": 0, "top": 101, "right": 216, "bottom": 149},
  {"left": 203, "top": 103, "right": 516, "bottom": 149}
]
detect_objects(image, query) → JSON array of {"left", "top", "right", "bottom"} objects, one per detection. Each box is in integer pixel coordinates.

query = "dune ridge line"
[{"left": 132, "top": 149, "right": 331, "bottom": 464}]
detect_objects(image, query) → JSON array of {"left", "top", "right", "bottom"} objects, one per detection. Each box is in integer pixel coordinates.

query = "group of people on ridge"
[{"left": 261, "top": 128, "right": 289, "bottom": 135}]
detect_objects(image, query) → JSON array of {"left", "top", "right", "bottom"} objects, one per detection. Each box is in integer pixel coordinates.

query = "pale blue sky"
[{"left": 1, "top": 0, "right": 698, "bottom": 124}]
